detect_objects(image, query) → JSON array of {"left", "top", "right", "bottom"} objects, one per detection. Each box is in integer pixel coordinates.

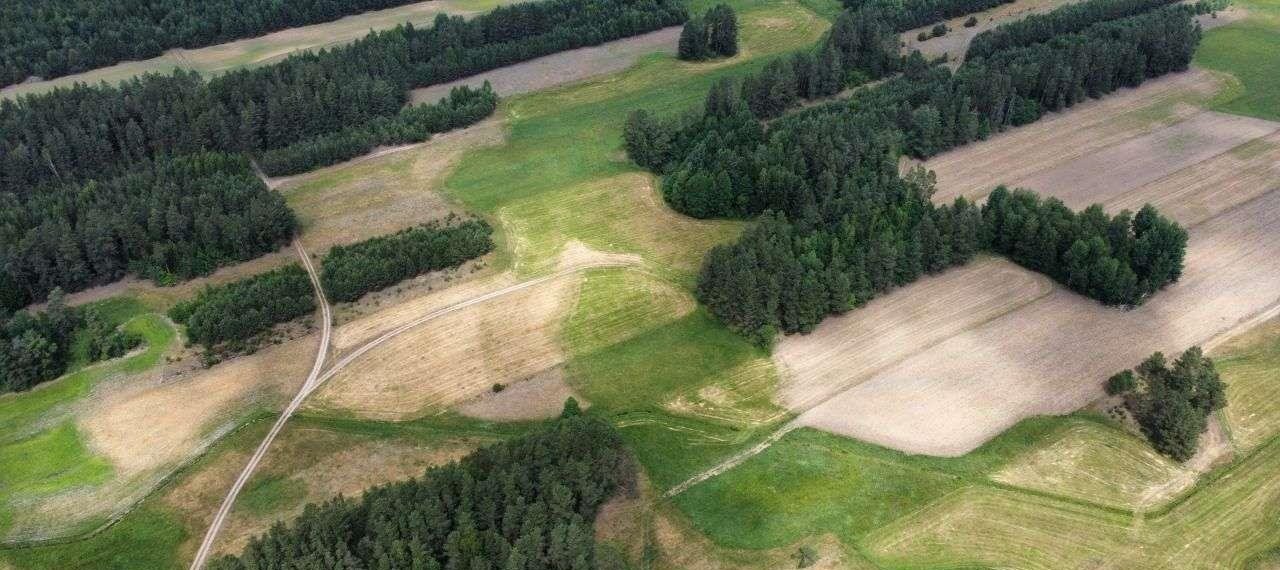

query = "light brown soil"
[
  {"left": 927, "top": 69, "right": 1224, "bottom": 204},
  {"left": 410, "top": 27, "right": 681, "bottom": 104},
  {"left": 800, "top": 188, "right": 1280, "bottom": 455},
  {"left": 901, "top": 0, "right": 1084, "bottom": 63},
  {"left": 773, "top": 257, "right": 1052, "bottom": 412},
  {"left": 455, "top": 367, "right": 586, "bottom": 421}
]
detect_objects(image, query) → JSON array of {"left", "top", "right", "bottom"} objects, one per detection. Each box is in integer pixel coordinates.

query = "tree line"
[
  {"left": 842, "top": 0, "right": 1016, "bottom": 31},
  {"left": 210, "top": 409, "right": 635, "bottom": 570},
  {"left": 625, "top": 2, "right": 1198, "bottom": 343},
  {"left": 256, "top": 84, "right": 499, "bottom": 177},
  {"left": 0, "top": 153, "right": 297, "bottom": 312},
  {"left": 0, "top": 0, "right": 424, "bottom": 88},
  {"left": 1107, "top": 347, "right": 1225, "bottom": 461},
  {"left": 966, "top": 0, "right": 1180, "bottom": 59},
  {"left": 168, "top": 264, "right": 315, "bottom": 350},
  {"left": 321, "top": 217, "right": 495, "bottom": 303},
  {"left": 1, "top": 289, "right": 140, "bottom": 394},
  {"left": 678, "top": 4, "right": 739, "bottom": 61}
]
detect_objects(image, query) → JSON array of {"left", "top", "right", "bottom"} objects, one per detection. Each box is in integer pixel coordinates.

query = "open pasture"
[{"left": 0, "top": 0, "right": 517, "bottom": 101}]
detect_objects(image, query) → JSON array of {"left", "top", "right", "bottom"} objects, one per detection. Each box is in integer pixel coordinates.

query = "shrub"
[
  {"left": 1106, "top": 370, "right": 1137, "bottom": 395},
  {"left": 931, "top": 23, "right": 949, "bottom": 37},
  {"left": 918, "top": 30, "right": 930, "bottom": 41},
  {"left": 965, "top": 15, "right": 979, "bottom": 26}
]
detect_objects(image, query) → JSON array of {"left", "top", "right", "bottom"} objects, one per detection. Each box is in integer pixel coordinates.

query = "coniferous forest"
[
  {"left": 209, "top": 412, "right": 635, "bottom": 570},
  {"left": 1108, "top": 347, "right": 1226, "bottom": 460},
  {"left": 0, "top": 0, "right": 686, "bottom": 311},
  {"left": 0, "top": 289, "right": 139, "bottom": 394},
  {"left": 168, "top": 264, "right": 316, "bottom": 350},
  {"left": 0, "top": 0, "right": 427, "bottom": 88},
  {"left": 321, "top": 218, "right": 495, "bottom": 303},
  {"left": 625, "top": 2, "right": 1197, "bottom": 343},
  {"left": 842, "top": 0, "right": 1018, "bottom": 31}
]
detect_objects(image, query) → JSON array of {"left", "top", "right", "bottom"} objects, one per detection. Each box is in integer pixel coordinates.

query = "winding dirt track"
[{"left": 189, "top": 241, "right": 332, "bottom": 569}]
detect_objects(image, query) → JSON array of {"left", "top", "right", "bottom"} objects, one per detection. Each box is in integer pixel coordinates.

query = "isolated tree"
[{"left": 707, "top": 4, "right": 740, "bottom": 57}]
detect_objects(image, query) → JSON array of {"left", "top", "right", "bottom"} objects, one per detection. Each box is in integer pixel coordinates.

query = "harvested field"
[
  {"left": 774, "top": 257, "right": 1051, "bottom": 411},
  {"left": 1007, "top": 111, "right": 1278, "bottom": 211},
  {"left": 1, "top": 0, "right": 517, "bottom": 101},
  {"left": 410, "top": 28, "right": 681, "bottom": 105},
  {"left": 561, "top": 268, "right": 695, "bottom": 357},
  {"left": 456, "top": 367, "right": 586, "bottom": 421},
  {"left": 927, "top": 69, "right": 1225, "bottom": 204},
  {"left": 1213, "top": 314, "right": 1280, "bottom": 452},
  {"left": 900, "top": 0, "right": 1082, "bottom": 62},
  {"left": 800, "top": 188, "right": 1280, "bottom": 456},
  {"left": 280, "top": 119, "right": 506, "bottom": 252}
]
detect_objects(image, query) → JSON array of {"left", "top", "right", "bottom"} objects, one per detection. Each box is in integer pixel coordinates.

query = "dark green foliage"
[
  {"left": 1105, "top": 370, "right": 1137, "bottom": 396},
  {"left": 561, "top": 397, "right": 583, "bottom": 418},
  {"left": 918, "top": 31, "right": 931, "bottom": 41},
  {"left": 984, "top": 187, "right": 1186, "bottom": 306},
  {"left": 82, "top": 308, "right": 143, "bottom": 362},
  {"left": 931, "top": 23, "right": 949, "bottom": 37},
  {"left": 965, "top": 16, "right": 979, "bottom": 27},
  {"left": 967, "top": 0, "right": 1181, "bottom": 59},
  {"left": 209, "top": 415, "right": 635, "bottom": 570},
  {"left": 320, "top": 218, "right": 494, "bottom": 303},
  {"left": 169, "top": 264, "right": 315, "bottom": 350},
  {"left": 0, "top": 288, "right": 80, "bottom": 393},
  {"left": 256, "top": 84, "right": 499, "bottom": 176},
  {"left": 1122, "top": 347, "right": 1225, "bottom": 461},
  {"left": 0, "top": 0, "right": 426, "bottom": 88},
  {"left": 677, "top": 5, "right": 738, "bottom": 61},
  {"left": 841, "top": 0, "right": 1016, "bottom": 30},
  {"left": 1, "top": 153, "right": 297, "bottom": 310},
  {"left": 626, "top": 5, "right": 1197, "bottom": 342},
  {"left": 794, "top": 546, "right": 820, "bottom": 568}
]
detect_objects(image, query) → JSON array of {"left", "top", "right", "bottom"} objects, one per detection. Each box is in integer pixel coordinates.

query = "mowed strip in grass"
[{"left": 1196, "top": 0, "right": 1280, "bottom": 121}]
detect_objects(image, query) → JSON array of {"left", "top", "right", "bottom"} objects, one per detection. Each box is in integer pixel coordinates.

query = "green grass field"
[{"left": 1196, "top": 0, "right": 1280, "bottom": 120}]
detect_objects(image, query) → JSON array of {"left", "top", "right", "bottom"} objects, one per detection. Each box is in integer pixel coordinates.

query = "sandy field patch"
[
  {"left": 456, "top": 367, "right": 586, "bottom": 421},
  {"left": 1008, "top": 111, "right": 1278, "bottom": 211},
  {"left": 800, "top": 188, "right": 1280, "bottom": 456},
  {"left": 1, "top": 0, "right": 516, "bottom": 101},
  {"left": 927, "top": 69, "right": 1224, "bottom": 204},
  {"left": 773, "top": 257, "right": 1051, "bottom": 411},
  {"left": 901, "top": 0, "right": 1083, "bottom": 62},
  {"left": 307, "top": 270, "right": 582, "bottom": 420},
  {"left": 410, "top": 27, "right": 681, "bottom": 104}
]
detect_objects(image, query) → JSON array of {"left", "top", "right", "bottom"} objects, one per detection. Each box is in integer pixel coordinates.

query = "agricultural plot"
[{"left": 0, "top": 0, "right": 518, "bottom": 101}]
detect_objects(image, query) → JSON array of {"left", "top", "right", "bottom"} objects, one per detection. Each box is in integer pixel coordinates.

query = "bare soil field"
[
  {"left": 773, "top": 257, "right": 1052, "bottom": 411},
  {"left": 1, "top": 0, "right": 517, "bottom": 101},
  {"left": 456, "top": 367, "right": 586, "bottom": 421},
  {"left": 409, "top": 27, "right": 681, "bottom": 105},
  {"left": 927, "top": 69, "right": 1225, "bottom": 204},
  {"left": 901, "top": 0, "right": 1082, "bottom": 62},
  {"left": 280, "top": 119, "right": 506, "bottom": 252},
  {"left": 799, "top": 187, "right": 1280, "bottom": 455}
]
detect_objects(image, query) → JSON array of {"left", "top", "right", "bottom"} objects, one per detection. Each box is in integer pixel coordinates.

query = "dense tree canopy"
[
  {"left": 842, "top": 0, "right": 1017, "bottom": 31},
  {"left": 678, "top": 5, "right": 738, "bottom": 61},
  {"left": 210, "top": 412, "right": 635, "bottom": 570},
  {"left": 626, "top": 2, "right": 1197, "bottom": 343},
  {"left": 168, "top": 263, "right": 315, "bottom": 350},
  {"left": 0, "top": 289, "right": 137, "bottom": 393},
  {"left": 1111, "top": 347, "right": 1225, "bottom": 461},
  {"left": 967, "top": 0, "right": 1180, "bottom": 59},
  {"left": 321, "top": 218, "right": 495, "bottom": 303},
  {"left": 0, "top": 0, "right": 425, "bottom": 88}
]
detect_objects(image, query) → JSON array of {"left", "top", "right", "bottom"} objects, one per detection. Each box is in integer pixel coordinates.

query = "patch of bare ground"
[
  {"left": 901, "top": 0, "right": 1084, "bottom": 63},
  {"left": 279, "top": 119, "right": 506, "bottom": 252},
  {"left": 307, "top": 247, "right": 616, "bottom": 419},
  {"left": 1197, "top": 4, "right": 1249, "bottom": 30},
  {"left": 927, "top": 69, "right": 1225, "bottom": 204},
  {"left": 596, "top": 475, "right": 861, "bottom": 570},
  {"left": 455, "top": 366, "right": 587, "bottom": 421},
  {"left": 410, "top": 27, "right": 680, "bottom": 105},
  {"left": 7, "top": 334, "right": 313, "bottom": 541},
  {"left": 773, "top": 257, "right": 1052, "bottom": 412},
  {"left": 1006, "top": 111, "right": 1279, "bottom": 211},
  {"left": 799, "top": 188, "right": 1280, "bottom": 456}
]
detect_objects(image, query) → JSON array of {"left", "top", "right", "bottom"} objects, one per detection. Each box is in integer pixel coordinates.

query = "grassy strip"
[{"left": 1195, "top": 0, "right": 1280, "bottom": 120}]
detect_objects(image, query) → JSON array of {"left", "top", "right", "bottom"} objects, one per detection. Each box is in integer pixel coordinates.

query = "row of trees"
[
  {"left": 0, "top": 153, "right": 297, "bottom": 311},
  {"left": 321, "top": 218, "right": 494, "bottom": 303},
  {"left": 626, "top": 3, "right": 1198, "bottom": 342},
  {"left": 0, "top": 0, "right": 423, "bottom": 88},
  {"left": 256, "top": 84, "right": 499, "bottom": 176},
  {"left": 985, "top": 187, "right": 1186, "bottom": 306},
  {"left": 842, "top": 0, "right": 1015, "bottom": 31},
  {"left": 168, "top": 264, "right": 315, "bottom": 350},
  {"left": 677, "top": 5, "right": 738, "bottom": 61},
  {"left": 1, "top": 289, "right": 138, "bottom": 394},
  {"left": 210, "top": 410, "right": 635, "bottom": 570},
  {"left": 967, "top": 0, "right": 1179, "bottom": 59},
  {"left": 1108, "top": 347, "right": 1225, "bottom": 461},
  {"left": 0, "top": 0, "right": 688, "bottom": 191}
]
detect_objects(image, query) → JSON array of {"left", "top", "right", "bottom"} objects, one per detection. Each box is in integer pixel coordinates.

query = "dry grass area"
[
  {"left": 411, "top": 27, "right": 681, "bottom": 105},
  {"left": 800, "top": 187, "right": 1280, "bottom": 455},
  {"left": 664, "top": 358, "right": 784, "bottom": 428},
  {"left": 280, "top": 119, "right": 506, "bottom": 252},
  {"left": 927, "top": 69, "right": 1226, "bottom": 204},
  {"left": 456, "top": 367, "right": 586, "bottom": 421},
  {"left": 901, "top": 0, "right": 1083, "bottom": 62},
  {"left": 1, "top": 0, "right": 517, "bottom": 101},
  {"left": 1211, "top": 314, "right": 1280, "bottom": 452},
  {"left": 773, "top": 257, "right": 1051, "bottom": 411}
]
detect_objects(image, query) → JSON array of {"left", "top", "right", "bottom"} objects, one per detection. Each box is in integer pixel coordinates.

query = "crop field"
[{"left": 0, "top": 0, "right": 519, "bottom": 101}]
